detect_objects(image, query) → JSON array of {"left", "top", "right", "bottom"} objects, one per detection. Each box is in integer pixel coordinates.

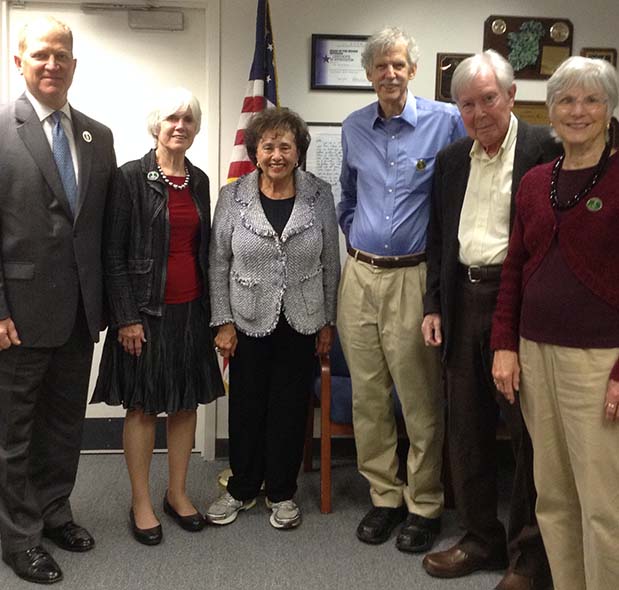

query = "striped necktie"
[{"left": 51, "top": 111, "right": 78, "bottom": 214}]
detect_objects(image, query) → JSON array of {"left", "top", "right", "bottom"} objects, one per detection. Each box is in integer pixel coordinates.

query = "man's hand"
[
  {"left": 215, "top": 323, "right": 238, "bottom": 358},
  {"left": 421, "top": 313, "right": 442, "bottom": 347},
  {"left": 0, "top": 317, "right": 21, "bottom": 350},
  {"left": 492, "top": 350, "right": 520, "bottom": 404},
  {"left": 118, "top": 323, "right": 146, "bottom": 356}
]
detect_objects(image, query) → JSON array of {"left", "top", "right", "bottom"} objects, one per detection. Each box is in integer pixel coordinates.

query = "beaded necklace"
[
  {"left": 549, "top": 143, "right": 611, "bottom": 210},
  {"left": 157, "top": 163, "right": 190, "bottom": 191}
]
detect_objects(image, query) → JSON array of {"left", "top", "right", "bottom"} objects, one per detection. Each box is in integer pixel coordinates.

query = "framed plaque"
[
  {"left": 483, "top": 16, "right": 573, "bottom": 80},
  {"left": 580, "top": 47, "right": 617, "bottom": 67},
  {"left": 311, "top": 34, "right": 372, "bottom": 91},
  {"left": 513, "top": 101, "right": 549, "bottom": 126},
  {"left": 435, "top": 53, "right": 473, "bottom": 102}
]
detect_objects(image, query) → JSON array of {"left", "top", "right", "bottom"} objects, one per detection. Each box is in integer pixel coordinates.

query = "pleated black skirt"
[{"left": 92, "top": 298, "right": 225, "bottom": 414}]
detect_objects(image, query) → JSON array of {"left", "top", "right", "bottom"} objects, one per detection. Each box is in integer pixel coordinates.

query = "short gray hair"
[
  {"left": 547, "top": 56, "right": 618, "bottom": 117},
  {"left": 361, "top": 26, "right": 419, "bottom": 73},
  {"left": 146, "top": 87, "right": 202, "bottom": 141},
  {"left": 451, "top": 50, "right": 514, "bottom": 103}
]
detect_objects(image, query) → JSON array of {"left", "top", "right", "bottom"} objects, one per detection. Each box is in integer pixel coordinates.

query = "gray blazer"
[
  {"left": 0, "top": 94, "right": 116, "bottom": 346},
  {"left": 209, "top": 168, "right": 340, "bottom": 337}
]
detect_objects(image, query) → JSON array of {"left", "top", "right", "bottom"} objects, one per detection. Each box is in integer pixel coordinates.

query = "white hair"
[
  {"left": 146, "top": 87, "right": 202, "bottom": 141},
  {"left": 361, "top": 26, "right": 419, "bottom": 72}
]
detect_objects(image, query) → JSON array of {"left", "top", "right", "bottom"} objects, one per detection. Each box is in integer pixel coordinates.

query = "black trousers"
[
  {"left": 446, "top": 276, "right": 549, "bottom": 578},
  {"left": 227, "top": 317, "right": 315, "bottom": 503},
  {"left": 0, "top": 303, "right": 93, "bottom": 553}
]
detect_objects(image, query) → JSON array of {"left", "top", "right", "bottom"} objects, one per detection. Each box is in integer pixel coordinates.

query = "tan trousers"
[
  {"left": 337, "top": 256, "right": 443, "bottom": 517},
  {"left": 519, "top": 338, "right": 619, "bottom": 590}
]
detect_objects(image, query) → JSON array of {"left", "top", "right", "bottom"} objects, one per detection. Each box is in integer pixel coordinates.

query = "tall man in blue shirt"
[{"left": 337, "top": 26, "right": 465, "bottom": 552}]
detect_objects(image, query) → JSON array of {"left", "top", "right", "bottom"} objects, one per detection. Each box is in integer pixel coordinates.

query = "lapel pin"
[
  {"left": 147, "top": 171, "right": 160, "bottom": 181},
  {"left": 586, "top": 197, "right": 603, "bottom": 212},
  {"left": 82, "top": 130, "right": 92, "bottom": 143},
  {"left": 416, "top": 159, "right": 426, "bottom": 171}
]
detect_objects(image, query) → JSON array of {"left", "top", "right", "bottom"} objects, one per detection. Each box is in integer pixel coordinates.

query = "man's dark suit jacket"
[
  {"left": 0, "top": 93, "right": 116, "bottom": 346},
  {"left": 423, "top": 119, "right": 561, "bottom": 362}
]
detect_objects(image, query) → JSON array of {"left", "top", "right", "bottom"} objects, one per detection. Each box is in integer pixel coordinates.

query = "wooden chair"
[{"left": 303, "top": 332, "right": 403, "bottom": 514}]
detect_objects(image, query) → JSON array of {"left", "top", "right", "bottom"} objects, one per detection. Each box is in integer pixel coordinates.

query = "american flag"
[{"left": 226, "top": 0, "right": 279, "bottom": 182}]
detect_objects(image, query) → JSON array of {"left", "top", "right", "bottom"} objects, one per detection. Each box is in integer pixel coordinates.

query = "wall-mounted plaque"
[
  {"left": 310, "top": 34, "right": 372, "bottom": 91},
  {"left": 513, "top": 101, "right": 549, "bottom": 126},
  {"left": 435, "top": 53, "right": 473, "bottom": 102},
  {"left": 483, "top": 15, "right": 573, "bottom": 80},
  {"left": 580, "top": 47, "right": 617, "bottom": 67}
]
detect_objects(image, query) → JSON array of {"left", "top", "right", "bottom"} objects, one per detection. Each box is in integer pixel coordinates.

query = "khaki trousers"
[
  {"left": 519, "top": 338, "right": 619, "bottom": 590},
  {"left": 337, "top": 256, "right": 443, "bottom": 517}
]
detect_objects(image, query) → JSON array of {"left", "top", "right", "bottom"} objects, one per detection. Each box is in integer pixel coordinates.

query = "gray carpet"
[{"left": 0, "top": 454, "right": 508, "bottom": 590}]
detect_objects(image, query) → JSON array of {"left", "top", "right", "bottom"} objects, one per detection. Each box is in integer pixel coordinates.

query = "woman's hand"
[
  {"left": 492, "top": 350, "right": 520, "bottom": 404},
  {"left": 604, "top": 379, "right": 619, "bottom": 422},
  {"left": 316, "top": 325, "right": 334, "bottom": 356},
  {"left": 118, "top": 323, "right": 146, "bottom": 356},
  {"left": 215, "top": 323, "right": 237, "bottom": 358}
]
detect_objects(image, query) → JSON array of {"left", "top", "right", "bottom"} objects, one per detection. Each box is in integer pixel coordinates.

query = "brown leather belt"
[
  {"left": 347, "top": 246, "right": 426, "bottom": 269},
  {"left": 459, "top": 263, "right": 503, "bottom": 283}
]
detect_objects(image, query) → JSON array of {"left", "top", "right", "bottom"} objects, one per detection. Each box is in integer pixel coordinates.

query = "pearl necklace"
[
  {"left": 157, "top": 163, "right": 190, "bottom": 190},
  {"left": 549, "top": 143, "right": 610, "bottom": 210}
]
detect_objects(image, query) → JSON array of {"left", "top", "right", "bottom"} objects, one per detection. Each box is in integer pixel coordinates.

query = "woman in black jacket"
[{"left": 92, "top": 88, "right": 223, "bottom": 545}]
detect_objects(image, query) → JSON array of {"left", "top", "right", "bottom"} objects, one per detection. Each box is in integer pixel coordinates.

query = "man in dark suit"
[
  {"left": 421, "top": 51, "right": 560, "bottom": 590},
  {"left": 0, "top": 16, "right": 116, "bottom": 584}
]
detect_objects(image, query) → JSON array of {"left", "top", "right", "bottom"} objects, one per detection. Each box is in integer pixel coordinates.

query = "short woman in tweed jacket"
[{"left": 206, "top": 108, "right": 340, "bottom": 529}]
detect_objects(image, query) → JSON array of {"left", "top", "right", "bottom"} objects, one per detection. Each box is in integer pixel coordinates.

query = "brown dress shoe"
[
  {"left": 495, "top": 571, "right": 553, "bottom": 590},
  {"left": 423, "top": 544, "right": 508, "bottom": 578}
]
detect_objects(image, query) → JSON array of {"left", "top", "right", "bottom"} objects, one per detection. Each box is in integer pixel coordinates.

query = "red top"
[
  {"left": 164, "top": 180, "right": 202, "bottom": 304},
  {"left": 491, "top": 152, "right": 619, "bottom": 380}
]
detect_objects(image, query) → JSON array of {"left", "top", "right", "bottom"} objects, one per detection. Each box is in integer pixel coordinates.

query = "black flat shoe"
[
  {"left": 43, "top": 521, "right": 95, "bottom": 552},
  {"left": 163, "top": 494, "right": 206, "bottom": 532},
  {"left": 129, "top": 510, "right": 162, "bottom": 545},
  {"left": 356, "top": 505, "right": 407, "bottom": 544},
  {"left": 2, "top": 545, "right": 63, "bottom": 584},
  {"left": 396, "top": 513, "right": 441, "bottom": 553}
]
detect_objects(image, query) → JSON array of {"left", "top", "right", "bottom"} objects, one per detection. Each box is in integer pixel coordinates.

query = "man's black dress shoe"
[
  {"left": 356, "top": 505, "right": 407, "bottom": 544},
  {"left": 396, "top": 513, "right": 441, "bottom": 553},
  {"left": 2, "top": 545, "right": 63, "bottom": 584},
  {"left": 129, "top": 510, "right": 163, "bottom": 546},
  {"left": 163, "top": 495, "right": 206, "bottom": 532},
  {"left": 43, "top": 522, "right": 95, "bottom": 552}
]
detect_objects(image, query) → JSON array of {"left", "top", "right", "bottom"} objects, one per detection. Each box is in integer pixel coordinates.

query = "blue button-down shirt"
[{"left": 338, "top": 93, "right": 465, "bottom": 256}]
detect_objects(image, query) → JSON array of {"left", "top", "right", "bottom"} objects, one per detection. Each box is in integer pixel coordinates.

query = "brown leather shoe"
[
  {"left": 494, "top": 571, "right": 553, "bottom": 590},
  {"left": 423, "top": 544, "right": 508, "bottom": 578}
]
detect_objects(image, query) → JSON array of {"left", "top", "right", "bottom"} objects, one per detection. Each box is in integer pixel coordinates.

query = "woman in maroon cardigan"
[{"left": 491, "top": 57, "right": 619, "bottom": 590}]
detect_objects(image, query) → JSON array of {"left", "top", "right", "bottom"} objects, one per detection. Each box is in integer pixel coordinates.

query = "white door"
[{"left": 2, "top": 0, "right": 219, "bottom": 457}]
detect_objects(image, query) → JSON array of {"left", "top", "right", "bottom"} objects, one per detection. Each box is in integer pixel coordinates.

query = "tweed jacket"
[
  {"left": 104, "top": 149, "right": 212, "bottom": 329},
  {"left": 209, "top": 168, "right": 340, "bottom": 337},
  {"left": 423, "top": 119, "right": 561, "bottom": 362}
]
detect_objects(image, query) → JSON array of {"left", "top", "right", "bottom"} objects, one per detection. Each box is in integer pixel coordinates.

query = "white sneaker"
[
  {"left": 206, "top": 492, "right": 256, "bottom": 525},
  {"left": 265, "top": 498, "right": 302, "bottom": 529}
]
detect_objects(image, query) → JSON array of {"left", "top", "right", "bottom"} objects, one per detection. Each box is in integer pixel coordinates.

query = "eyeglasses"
[{"left": 554, "top": 95, "right": 608, "bottom": 112}]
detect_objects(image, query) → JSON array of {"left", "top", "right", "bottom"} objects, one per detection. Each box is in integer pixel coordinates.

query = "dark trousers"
[
  {"left": 446, "top": 276, "right": 548, "bottom": 578},
  {"left": 0, "top": 303, "right": 93, "bottom": 554},
  {"left": 227, "top": 317, "right": 315, "bottom": 503}
]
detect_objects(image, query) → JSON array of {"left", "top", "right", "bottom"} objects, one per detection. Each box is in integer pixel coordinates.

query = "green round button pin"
[
  {"left": 586, "top": 197, "right": 603, "bottom": 212},
  {"left": 416, "top": 159, "right": 426, "bottom": 171}
]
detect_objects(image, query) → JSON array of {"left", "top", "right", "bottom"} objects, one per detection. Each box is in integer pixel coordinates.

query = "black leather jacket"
[{"left": 104, "top": 149, "right": 212, "bottom": 329}]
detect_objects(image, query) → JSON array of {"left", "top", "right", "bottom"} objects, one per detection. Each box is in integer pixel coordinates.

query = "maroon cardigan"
[{"left": 491, "top": 152, "right": 619, "bottom": 380}]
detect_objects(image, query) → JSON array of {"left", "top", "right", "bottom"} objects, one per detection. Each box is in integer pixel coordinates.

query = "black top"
[{"left": 260, "top": 191, "right": 295, "bottom": 237}]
